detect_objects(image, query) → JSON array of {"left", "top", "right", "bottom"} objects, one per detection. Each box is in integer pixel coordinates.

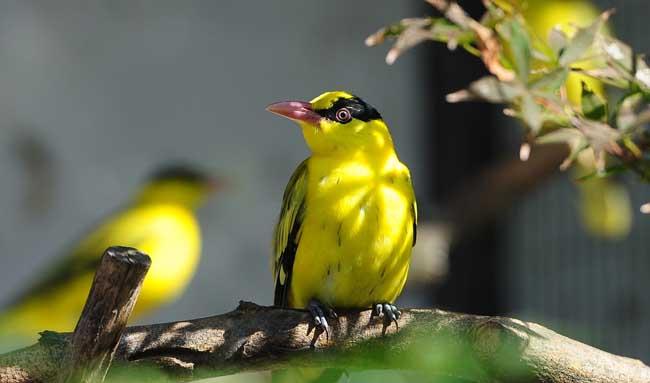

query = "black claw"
[
  {"left": 307, "top": 299, "right": 337, "bottom": 340},
  {"left": 372, "top": 302, "right": 401, "bottom": 331},
  {"left": 321, "top": 317, "right": 330, "bottom": 333}
]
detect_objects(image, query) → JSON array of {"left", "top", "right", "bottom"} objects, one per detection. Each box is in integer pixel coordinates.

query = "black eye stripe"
[{"left": 314, "top": 96, "right": 382, "bottom": 123}]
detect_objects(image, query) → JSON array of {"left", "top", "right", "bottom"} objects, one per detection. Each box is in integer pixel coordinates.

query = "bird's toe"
[
  {"left": 372, "top": 302, "right": 401, "bottom": 330},
  {"left": 308, "top": 299, "right": 337, "bottom": 339}
]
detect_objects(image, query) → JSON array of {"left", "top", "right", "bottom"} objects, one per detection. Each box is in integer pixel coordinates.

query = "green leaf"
[
  {"left": 530, "top": 67, "right": 569, "bottom": 92},
  {"left": 446, "top": 76, "right": 522, "bottom": 103},
  {"left": 615, "top": 92, "right": 643, "bottom": 131},
  {"left": 548, "top": 27, "right": 568, "bottom": 57},
  {"left": 365, "top": 18, "right": 430, "bottom": 46},
  {"left": 571, "top": 116, "right": 621, "bottom": 172},
  {"left": 429, "top": 18, "right": 475, "bottom": 47},
  {"left": 521, "top": 92, "right": 542, "bottom": 132},
  {"left": 581, "top": 82, "right": 607, "bottom": 121},
  {"left": 622, "top": 136, "right": 642, "bottom": 158},
  {"left": 559, "top": 10, "right": 611, "bottom": 66},
  {"left": 635, "top": 56, "right": 650, "bottom": 90},
  {"left": 573, "top": 66, "right": 630, "bottom": 88},
  {"left": 600, "top": 36, "right": 633, "bottom": 71},
  {"left": 501, "top": 19, "right": 531, "bottom": 81}
]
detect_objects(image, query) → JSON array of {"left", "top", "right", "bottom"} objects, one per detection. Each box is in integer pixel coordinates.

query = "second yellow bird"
[
  {"left": 267, "top": 91, "right": 417, "bottom": 330},
  {"left": 0, "top": 165, "right": 217, "bottom": 343}
]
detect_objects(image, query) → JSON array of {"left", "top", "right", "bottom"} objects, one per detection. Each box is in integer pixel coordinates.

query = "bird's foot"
[
  {"left": 373, "top": 302, "right": 401, "bottom": 330},
  {"left": 307, "top": 299, "right": 337, "bottom": 339}
]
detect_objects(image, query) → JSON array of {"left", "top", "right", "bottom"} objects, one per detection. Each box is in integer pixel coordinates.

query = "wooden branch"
[
  {"left": 1, "top": 302, "right": 648, "bottom": 383},
  {"left": 58, "top": 247, "right": 151, "bottom": 383}
]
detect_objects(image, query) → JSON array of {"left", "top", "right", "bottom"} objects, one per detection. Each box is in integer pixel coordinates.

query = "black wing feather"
[{"left": 272, "top": 160, "right": 308, "bottom": 307}]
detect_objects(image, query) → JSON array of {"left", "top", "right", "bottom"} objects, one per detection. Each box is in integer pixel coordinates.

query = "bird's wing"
[
  {"left": 411, "top": 199, "right": 418, "bottom": 246},
  {"left": 3, "top": 206, "right": 158, "bottom": 309},
  {"left": 273, "top": 160, "right": 308, "bottom": 307}
]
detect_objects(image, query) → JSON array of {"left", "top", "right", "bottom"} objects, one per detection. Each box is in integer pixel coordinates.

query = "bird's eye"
[{"left": 335, "top": 108, "right": 352, "bottom": 123}]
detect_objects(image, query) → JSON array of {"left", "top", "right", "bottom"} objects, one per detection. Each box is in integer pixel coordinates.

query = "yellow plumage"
[
  {"left": 269, "top": 91, "right": 417, "bottom": 311},
  {"left": 0, "top": 166, "right": 215, "bottom": 343}
]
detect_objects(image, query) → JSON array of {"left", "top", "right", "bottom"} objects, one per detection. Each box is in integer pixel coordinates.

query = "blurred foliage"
[
  {"left": 367, "top": 0, "right": 650, "bottom": 220},
  {"left": 522, "top": 0, "right": 632, "bottom": 238},
  {"left": 522, "top": 0, "right": 606, "bottom": 105},
  {"left": 578, "top": 177, "right": 632, "bottom": 237}
]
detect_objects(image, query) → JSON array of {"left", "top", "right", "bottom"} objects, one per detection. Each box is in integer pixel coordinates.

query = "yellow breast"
[
  {"left": 289, "top": 154, "right": 415, "bottom": 309},
  {"left": 122, "top": 205, "right": 202, "bottom": 316}
]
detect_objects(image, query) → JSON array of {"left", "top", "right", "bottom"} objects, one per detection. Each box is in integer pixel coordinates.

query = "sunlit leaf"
[
  {"left": 581, "top": 82, "right": 607, "bottom": 121},
  {"left": 616, "top": 92, "right": 643, "bottom": 131},
  {"left": 446, "top": 76, "right": 522, "bottom": 103},
  {"left": 366, "top": 18, "right": 427, "bottom": 47},
  {"left": 571, "top": 117, "right": 622, "bottom": 171},
  {"left": 368, "top": 17, "right": 477, "bottom": 64},
  {"left": 559, "top": 10, "right": 611, "bottom": 66},
  {"left": 430, "top": 19, "right": 475, "bottom": 50},
  {"left": 622, "top": 136, "right": 643, "bottom": 158},
  {"left": 498, "top": 19, "right": 531, "bottom": 81},
  {"left": 635, "top": 55, "right": 650, "bottom": 90},
  {"left": 371, "top": 18, "right": 433, "bottom": 64},
  {"left": 386, "top": 26, "right": 433, "bottom": 64},
  {"left": 530, "top": 67, "right": 569, "bottom": 91},
  {"left": 548, "top": 27, "right": 568, "bottom": 57},
  {"left": 521, "top": 92, "right": 542, "bottom": 132},
  {"left": 574, "top": 67, "right": 630, "bottom": 88},
  {"left": 599, "top": 35, "right": 633, "bottom": 71}
]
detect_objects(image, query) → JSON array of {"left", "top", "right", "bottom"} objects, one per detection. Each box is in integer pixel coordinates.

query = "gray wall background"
[{"left": 0, "top": 1, "right": 427, "bottom": 324}]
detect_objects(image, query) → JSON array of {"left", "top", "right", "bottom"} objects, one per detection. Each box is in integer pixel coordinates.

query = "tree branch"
[
  {"left": 1, "top": 302, "right": 648, "bottom": 383},
  {"left": 58, "top": 247, "right": 150, "bottom": 383}
]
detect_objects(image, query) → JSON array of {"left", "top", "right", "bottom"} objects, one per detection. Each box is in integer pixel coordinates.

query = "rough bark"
[
  {"left": 57, "top": 247, "right": 150, "bottom": 383},
  {"left": 1, "top": 302, "right": 648, "bottom": 383}
]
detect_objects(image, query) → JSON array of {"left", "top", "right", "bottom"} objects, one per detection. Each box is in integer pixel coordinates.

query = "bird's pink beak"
[{"left": 266, "top": 101, "right": 322, "bottom": 124}]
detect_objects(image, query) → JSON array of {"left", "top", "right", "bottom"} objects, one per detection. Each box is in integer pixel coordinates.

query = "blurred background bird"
[
  {"left": 0, "top": 164, "right": 220, "bottom": 345},
  {"left": 267, "top": 91, "right": 417, "bottom": 382}
]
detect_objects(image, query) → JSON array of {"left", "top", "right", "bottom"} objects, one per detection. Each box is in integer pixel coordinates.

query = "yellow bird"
[
  {"left": 267, "top": 91, "right": 417, "bottom": 330},
  {"left": 0, "top": 165, "right": 218, "bottom": 343}
]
